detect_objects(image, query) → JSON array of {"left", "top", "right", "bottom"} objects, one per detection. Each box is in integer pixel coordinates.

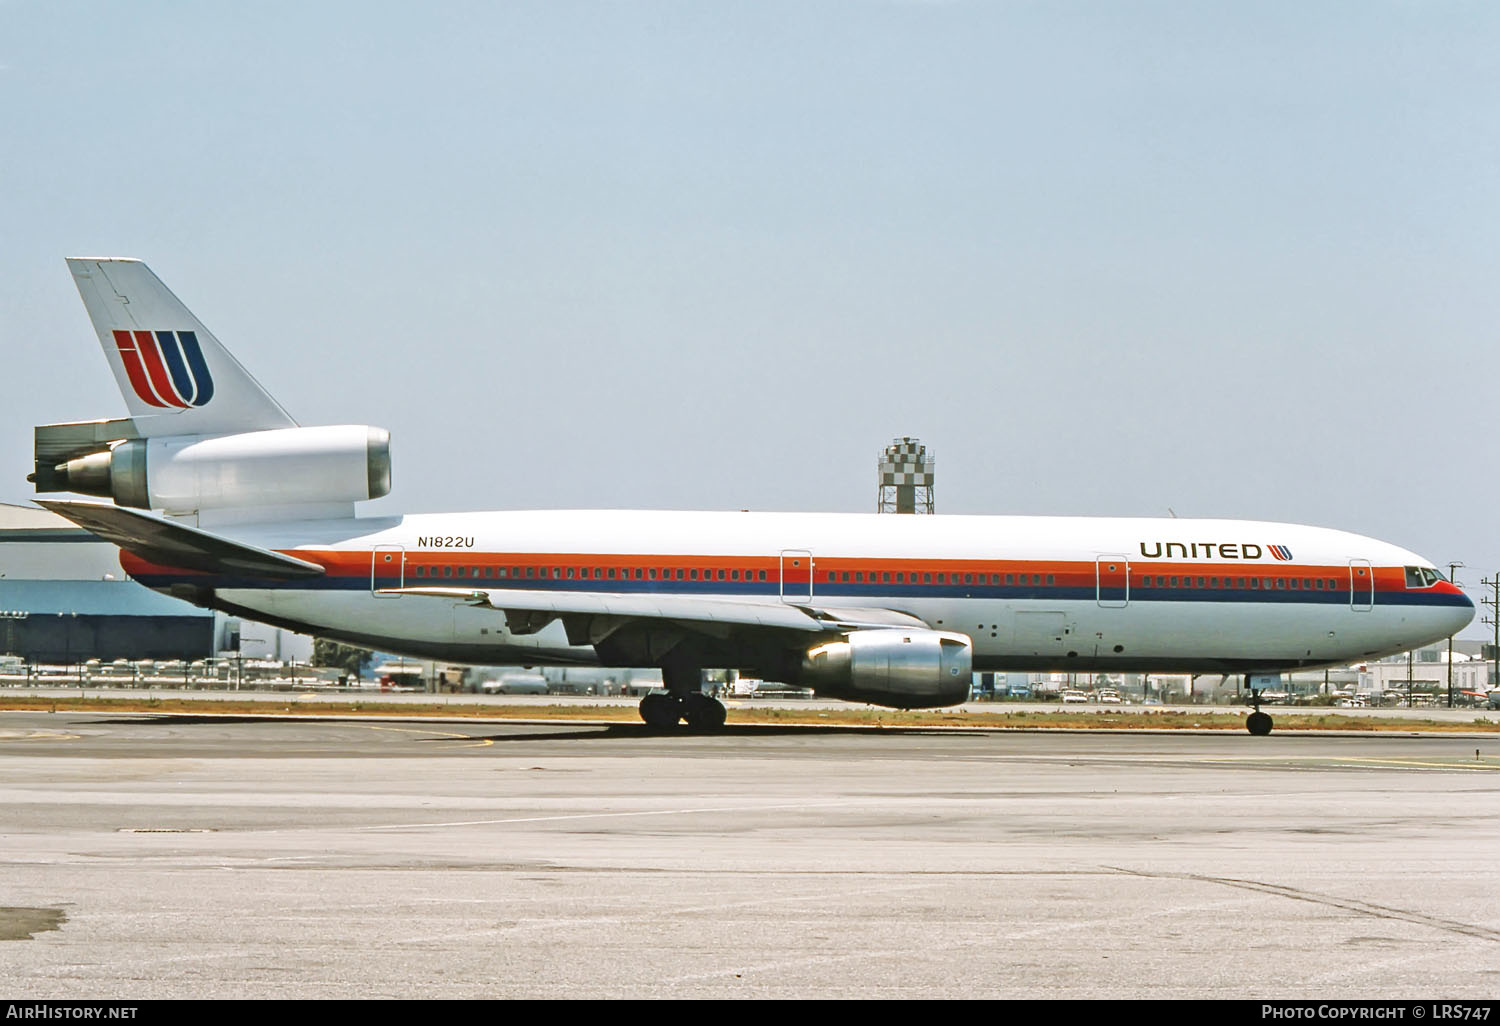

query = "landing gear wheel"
[
  {"left": 681, "top": 693, "right": 728, "bottom": 730},
  {"left": 1246, "top": 711, "right": 1273, "bottom": 736},
  {"left": 640, "top": 692, "right": 682, "bottom": 728}
]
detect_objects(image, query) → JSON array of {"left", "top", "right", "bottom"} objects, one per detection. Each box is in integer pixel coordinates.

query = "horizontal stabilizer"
[{"left": 37, "top": 500, "right": 326, "bottom": 580}]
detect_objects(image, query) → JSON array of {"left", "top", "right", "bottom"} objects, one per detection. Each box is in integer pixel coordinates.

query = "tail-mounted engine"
[{"left": 32, "top": 420, "right": 390, "bottom": 515}]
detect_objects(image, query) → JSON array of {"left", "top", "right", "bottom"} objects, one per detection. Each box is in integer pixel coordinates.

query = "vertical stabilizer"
[{"left": 67, "top": 257, "right": 298, "bottom": 438}]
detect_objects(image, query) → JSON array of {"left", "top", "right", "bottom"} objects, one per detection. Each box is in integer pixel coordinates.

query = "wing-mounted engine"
[
  {"left": 32, "top": 421, "right": 390, "bottom": 516},
  {"left": 798, "top": 629, "right": 973, "bottom": 709}
]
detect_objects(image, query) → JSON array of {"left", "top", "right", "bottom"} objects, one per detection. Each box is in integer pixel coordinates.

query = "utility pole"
[
  {"left": 1447, "top": 562, "right": 1465, "bottom": 708},
  {"left": 1482, "top": 575, "right": 1500, "bottom": 699}
]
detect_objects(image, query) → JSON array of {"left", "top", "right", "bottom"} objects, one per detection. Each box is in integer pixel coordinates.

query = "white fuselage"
[{"left": 125, "top": 509, "right": 1475, "bottom": 676}]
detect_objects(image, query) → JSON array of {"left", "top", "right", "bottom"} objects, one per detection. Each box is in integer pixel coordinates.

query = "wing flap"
[{"left": 382, "top": 586, "right": 929, "bottom": 635}]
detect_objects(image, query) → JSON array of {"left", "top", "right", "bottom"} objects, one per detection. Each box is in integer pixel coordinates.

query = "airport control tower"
[{"left": 876, "top": 437, "right": 935, "bottom": 514}]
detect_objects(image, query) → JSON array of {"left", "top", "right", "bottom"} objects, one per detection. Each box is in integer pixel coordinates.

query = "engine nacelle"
[
  {"left": 799, "top": 629, "right": 973, "bottom": 709},
  {"left": 53, "top": 424, "right": 391, "bottom": 514}
]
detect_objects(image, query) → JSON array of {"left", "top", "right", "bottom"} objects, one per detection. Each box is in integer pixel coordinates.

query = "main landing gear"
[
  {"left": 638, "top": 656, "right": 727, "bottom": 730},
  {"left": 639, "top": 690, "right": 727, "bottom": 730}
]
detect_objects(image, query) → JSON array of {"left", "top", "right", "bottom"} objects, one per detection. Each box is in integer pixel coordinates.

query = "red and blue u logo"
[{"left": 112, "top": 329, "right": 215, "bottom": 408}]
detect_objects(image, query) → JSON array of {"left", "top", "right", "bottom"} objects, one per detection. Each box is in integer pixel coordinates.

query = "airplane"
[{"left": 29, "top": 258, "right": 1474, "bottom": 735}]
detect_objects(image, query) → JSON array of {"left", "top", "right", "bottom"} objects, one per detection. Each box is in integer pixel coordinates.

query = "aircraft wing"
[
  {"left": 37, "top": 499, "right": 328, "bottom": 580},
  {"left": 381, "top": 586, "right": 929, "bottom": 637}
]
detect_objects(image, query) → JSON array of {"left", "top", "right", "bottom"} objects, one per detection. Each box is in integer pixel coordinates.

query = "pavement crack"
[{"left": 1104, "top": 866, "right": 1500, "bottom": 942}]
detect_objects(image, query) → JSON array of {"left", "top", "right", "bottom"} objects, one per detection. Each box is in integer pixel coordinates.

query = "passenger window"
[{"left": 758, "top": 570, "right": 767, "bottom": 581}]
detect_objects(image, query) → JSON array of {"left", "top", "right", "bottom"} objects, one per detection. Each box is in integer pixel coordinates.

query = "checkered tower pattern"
[{"left": 877, "top": 437, "right": 935, "bottom": 514}]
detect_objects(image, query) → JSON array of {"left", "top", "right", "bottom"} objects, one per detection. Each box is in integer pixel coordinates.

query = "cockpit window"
[{"left": 1404, "top": 566, "right": 1444, "bottom": 588}]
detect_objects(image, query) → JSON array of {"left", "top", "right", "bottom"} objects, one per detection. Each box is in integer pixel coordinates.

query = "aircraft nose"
[{"left": 1448, "top": 587, "right": 1477, "bottom": 634}]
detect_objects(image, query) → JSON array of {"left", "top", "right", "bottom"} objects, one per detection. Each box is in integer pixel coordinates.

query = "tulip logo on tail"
[{"left": 112, "top": 330, "right": 215, "bottom": 408}]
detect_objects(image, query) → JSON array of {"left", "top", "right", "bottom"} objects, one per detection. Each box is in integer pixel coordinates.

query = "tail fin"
[{"left": 67, "top": 257, "right": 297, "bottom": 438}]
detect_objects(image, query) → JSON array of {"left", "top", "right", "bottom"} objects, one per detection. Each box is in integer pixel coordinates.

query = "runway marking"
[
  {"left": 659, "top": 889, "right": 1250, "bottom": 986},
  {"left": 1330, "top": 757, "right": 1500, "bottom": 771},
  {"left": 0, "top": 729, "right": 81, "bottom": 742},
  {"left": 1106, "top": 867, "right": 1500, "bottom": 942},
  {"left": 967, "top": 753, "right": 1500, "bottom": 771},
  {"left": 385, "top": 879, "right": 957, "bottom": 946},
  {"left": 358, "top": 799, "right": 848, "bottom": 832},
  {"left": 357, "top": 723, "right": 493, "bottom": 748}
]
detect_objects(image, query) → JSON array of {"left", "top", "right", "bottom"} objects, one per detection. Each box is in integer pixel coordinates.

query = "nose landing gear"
[{"left": 1244, "top": 672, "right": 1278, "bottom": 735}]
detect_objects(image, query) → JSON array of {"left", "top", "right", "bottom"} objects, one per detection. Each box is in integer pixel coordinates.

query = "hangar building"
[{"left": 0, "top": 502, "right": 258, "bottom": 662}]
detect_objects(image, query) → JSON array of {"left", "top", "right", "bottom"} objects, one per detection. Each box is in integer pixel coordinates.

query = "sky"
[{"left": 2, "top": 2, "right": 1497, "bottom": 633}]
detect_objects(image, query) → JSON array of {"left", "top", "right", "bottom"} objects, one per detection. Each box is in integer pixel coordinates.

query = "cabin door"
[
  {"left": 780, "top": 549, "right": 814, "bottom": 605},
  {"left": 1096, "top": 555, "right": 1130, "bottom": 608},
  {"left": 372, "top": 545, "right": 405, "bottom": 597},
  {"left": 1349, "top": 559, "right": 1373, "bottom": 612}
]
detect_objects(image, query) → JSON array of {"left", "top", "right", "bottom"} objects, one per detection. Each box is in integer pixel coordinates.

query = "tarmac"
[{"left": 2, "top": 707, "right": 1498, "bottom": 999}]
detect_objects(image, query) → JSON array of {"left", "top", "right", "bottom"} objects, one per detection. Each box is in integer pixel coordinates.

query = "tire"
[
  {"left": 639, "top": 692, "right": 682, "bottom": 728},
  {"left": 681, "top": 693, "right": 728, "bottom": 730},
  {"left": 1246, "top": 711, "right": 1273, "bottom": 736}
]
